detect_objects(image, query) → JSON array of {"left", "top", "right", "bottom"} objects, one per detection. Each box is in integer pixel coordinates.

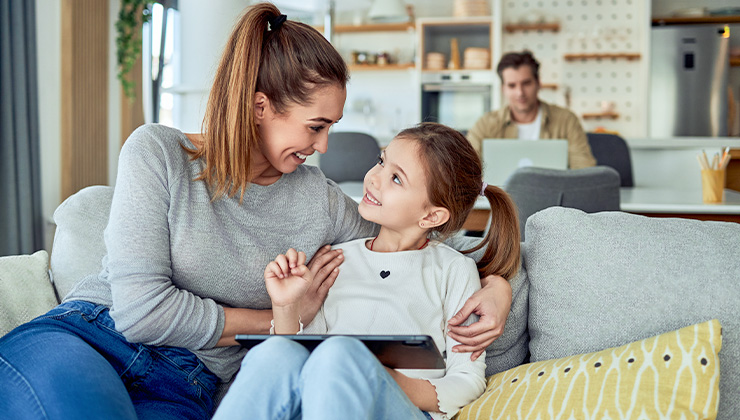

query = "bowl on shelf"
[
  {"left": 463, "top": 47, "right": 489, "bottom": 69},
  {"left": 426, "top": 52, "right": 446, "bottom": 70},
  {"left": 453, "top": 0, "right": 490, "bottom": 17}
]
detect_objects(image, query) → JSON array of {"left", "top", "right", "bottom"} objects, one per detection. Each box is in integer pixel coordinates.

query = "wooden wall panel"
[
  {"left": 121, "top": 53, "right": 145, "bottom": 146},
  {"left": 61, "top": 0, "right": 109, "bottom": 201}
]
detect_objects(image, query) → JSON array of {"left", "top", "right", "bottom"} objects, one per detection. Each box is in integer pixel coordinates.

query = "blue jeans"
[
  {"left": 0, "top": 300, "right": 218, "bottom": 420},
  {"left": 213, "top": 336, "right": 432, "bottom": 420}
]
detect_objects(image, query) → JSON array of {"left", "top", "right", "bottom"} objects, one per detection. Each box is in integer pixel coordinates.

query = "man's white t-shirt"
[{"left": 516, "top": 107, "right": 542, "bottom": 140}]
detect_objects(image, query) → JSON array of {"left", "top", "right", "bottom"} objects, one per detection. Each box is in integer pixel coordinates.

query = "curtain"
[{"left": 0, "top": 0, "right": 42, "bottom": 256}]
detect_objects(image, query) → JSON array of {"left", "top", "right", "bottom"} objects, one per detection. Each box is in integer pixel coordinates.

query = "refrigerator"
[{"left": 650, "top": 25, "right": 729, "bottom": 137}]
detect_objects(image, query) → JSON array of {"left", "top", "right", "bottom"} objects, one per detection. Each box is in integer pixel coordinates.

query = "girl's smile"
[{"left": 363, "top": 191, "right": 382, "bottom": 206}]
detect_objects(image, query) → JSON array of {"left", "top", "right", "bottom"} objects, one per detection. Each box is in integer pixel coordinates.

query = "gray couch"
[{"left": 1, "top": 185, "right": 738, "bottom": 418}]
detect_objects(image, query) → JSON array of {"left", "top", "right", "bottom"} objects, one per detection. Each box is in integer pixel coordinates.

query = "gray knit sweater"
[{"left": 65, "top": 124, "right": 379, "bottom": 381}]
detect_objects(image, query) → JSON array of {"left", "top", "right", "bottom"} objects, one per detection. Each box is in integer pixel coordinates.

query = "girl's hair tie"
[
  {"left": 269, "top": 14, "right": 287, "bottom": 31},
  {"left": 480, "top": 182, "right": 488, "bottom": 196}
]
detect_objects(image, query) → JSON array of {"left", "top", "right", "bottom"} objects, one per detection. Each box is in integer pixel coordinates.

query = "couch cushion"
[
  {"left": 524, "top": 207, "right": 740, "bottom": 419},
  {"left": 51, "top": 185, "right": 113, "bottom": 300},
  {"left": 0, "top": 251, "right": 58, "bottom": 336},
  {"left": 457, "top": 319, "right": 722, "bottom": 419}
]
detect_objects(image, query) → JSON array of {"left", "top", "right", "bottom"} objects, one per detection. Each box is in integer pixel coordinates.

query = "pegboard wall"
[{"left": 500, "top": 0, "right": 650, "bottom": 137}]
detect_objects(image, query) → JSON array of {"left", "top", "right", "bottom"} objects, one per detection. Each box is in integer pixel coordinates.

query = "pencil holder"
[{"left": 701, "top": 169, "right": 725, "bottom": 203}]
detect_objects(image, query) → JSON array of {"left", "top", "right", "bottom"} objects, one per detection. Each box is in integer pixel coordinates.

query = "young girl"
[
  {"left": 214, "top": 123, "right": 521, "bottom": 420},
  {"left": 0, "top": 4, "right": 510, "bottom": 419}
]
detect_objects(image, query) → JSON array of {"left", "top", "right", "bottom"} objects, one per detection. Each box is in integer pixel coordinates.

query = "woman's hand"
[
  {"left": 300, "top": 245, "right": 344, "bottom": 324},
  {"left": 447, "top": 274, "right": 512, "bottom": 360},
  {"left": 264, "top": 248, "right": 314, "bottom": 308}
]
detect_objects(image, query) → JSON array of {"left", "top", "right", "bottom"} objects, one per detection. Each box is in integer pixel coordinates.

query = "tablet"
[{"left": 235, "top": 334, "right": 445, "bottom": 370}]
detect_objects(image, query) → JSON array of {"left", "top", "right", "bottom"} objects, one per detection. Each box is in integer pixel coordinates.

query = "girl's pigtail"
[{"left": 474, "top": 185, "right": 521, "bottom": 279}]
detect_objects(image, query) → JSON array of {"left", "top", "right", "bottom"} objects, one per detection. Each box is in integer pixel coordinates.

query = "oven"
[{"left": 420, "top": 71, "right": 493, "bottom": 134}]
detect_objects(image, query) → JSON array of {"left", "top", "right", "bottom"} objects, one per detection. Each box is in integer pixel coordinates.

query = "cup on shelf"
[
  {"left": 600, "top": 101, "right": 615, "bottom": 113},
  {"left": 701, "top": 169, "right": 726, "bottom": 203}
]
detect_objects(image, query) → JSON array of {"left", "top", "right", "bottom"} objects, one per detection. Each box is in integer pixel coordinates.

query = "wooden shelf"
[
  {"left": 731, "top": 57, "right": 740, "bottom": 67},
  {"left": 540, "top": 83, "right": 558, "bottom": 90},
  {"left": 315, "top": 22, "right": 415, "bottom": 33},
  {"left": 652, "top": 15, "right": 740, "bottom": 25},
  {"left": 504, "top": 22, "right": 560, "bottom": 33},
  {"left": 564, "top": 53, "right": 641, "bottom": 61},
  {"left": 349, "top": 63, "right": 415, "bottom": 71},
  {"left": 582, "top": 111, "right": 619, "bottom": 120}
]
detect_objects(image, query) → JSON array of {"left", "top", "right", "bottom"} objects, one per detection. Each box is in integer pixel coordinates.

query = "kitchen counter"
[
  {"left": 626, "top": 137, "right": 740, "bottom": 149},
  {"left": 623, "top": 138, "right": 740, "bottom": 190}
]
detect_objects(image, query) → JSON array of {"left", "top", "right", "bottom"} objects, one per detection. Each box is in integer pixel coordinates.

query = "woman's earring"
[{"left": 420, "top": 223, "right": 425, "bottom": 228}]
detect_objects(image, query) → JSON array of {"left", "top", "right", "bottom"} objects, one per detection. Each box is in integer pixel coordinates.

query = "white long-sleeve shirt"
[{"left": 306, "top": 238, "right": 487, "bottom": 419}]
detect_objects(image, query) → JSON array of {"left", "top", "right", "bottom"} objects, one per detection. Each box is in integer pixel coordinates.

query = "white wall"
[
  {"left": 36, "top": 0, "right": 61, "bottom": 250},
  {"left": 36, "top": 0, "right": 61, "bottom": 220}
]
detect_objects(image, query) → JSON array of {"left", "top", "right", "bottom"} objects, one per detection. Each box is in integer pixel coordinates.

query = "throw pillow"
[
  {"left": 50, "top": 185, "right": 113, "bottom": 300},
  {"left": 456, "top": 319, "right": 721, "bottom": 420},
  {"left": 0, "top": 251, "right": 58, "bottom": 337}
]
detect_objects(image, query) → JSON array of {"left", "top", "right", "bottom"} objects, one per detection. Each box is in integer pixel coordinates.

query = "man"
[{"left": 467, "top": 51, "right": 596, "bottom": 169}]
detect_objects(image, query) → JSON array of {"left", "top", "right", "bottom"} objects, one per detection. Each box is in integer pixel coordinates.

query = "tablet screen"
[{"left": 235, "top": 334, "right": 445, "bottom": 370}]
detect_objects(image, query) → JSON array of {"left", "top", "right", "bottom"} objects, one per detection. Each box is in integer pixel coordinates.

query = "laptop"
[{"left": 482, "top": 139, "right": 569, "bottom": 186}]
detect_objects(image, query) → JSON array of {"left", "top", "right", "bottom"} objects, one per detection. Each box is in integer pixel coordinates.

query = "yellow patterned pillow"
[{"left": 456, "top": 320, "right": 722, "bottom": 420}]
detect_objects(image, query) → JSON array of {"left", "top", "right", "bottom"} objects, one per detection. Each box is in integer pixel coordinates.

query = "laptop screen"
[{"left": 482, "top": 139, "right": 568, "bottom": 186}]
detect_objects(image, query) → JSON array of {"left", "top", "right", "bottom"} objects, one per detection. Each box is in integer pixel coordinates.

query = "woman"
[{"left": 0, "top": 3, "right": 511, "bottom": 419}]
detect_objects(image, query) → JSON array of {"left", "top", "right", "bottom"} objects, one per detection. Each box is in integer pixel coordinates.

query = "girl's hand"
[
  {"left": 447, "top": 274, "right": 512, "bottom": 360},
  {"left": 264, "top": 248, "right": 314, "bottom": 308},
  {"left": 300, "top": 245, "right": 344, "bottom": 324}
]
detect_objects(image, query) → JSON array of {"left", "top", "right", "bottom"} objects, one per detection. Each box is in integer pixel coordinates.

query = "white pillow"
[{"left": 0, "top": 250, "right": 58, "bottom": 337}]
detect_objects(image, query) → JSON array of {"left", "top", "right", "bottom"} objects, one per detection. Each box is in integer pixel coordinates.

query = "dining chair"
[
  {"left": 586, "top": 133, "right": 634, "bottom": 187},
  {"left": 503, "top": 166, "right": 621, "bottom": 240},
  {"left": 320, "top": 132, "right": 381, "bottom": 183}
]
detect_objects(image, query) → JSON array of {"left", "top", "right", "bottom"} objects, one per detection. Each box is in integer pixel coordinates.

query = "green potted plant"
[{"left": 116, "top": 0, "right": 151, "bottom": 100}]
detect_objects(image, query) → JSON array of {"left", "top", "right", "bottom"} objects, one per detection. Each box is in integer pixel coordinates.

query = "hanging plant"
[{"left": 116, "top": 0, "right": 152, "bottom": 101}]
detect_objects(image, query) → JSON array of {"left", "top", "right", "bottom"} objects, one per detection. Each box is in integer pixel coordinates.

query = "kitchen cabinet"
[
  {"left": 418, "top": 17, "right": 493, "bottom": 72},
  {"left": 417, "top": 17, "right": 495, "bottom": 132}
]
